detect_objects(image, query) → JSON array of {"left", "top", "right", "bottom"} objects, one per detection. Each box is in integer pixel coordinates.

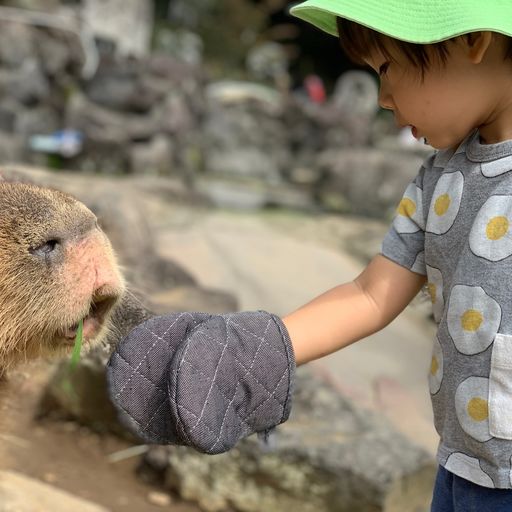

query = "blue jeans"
[{"left": 431, "top": 466, "right": 512, "bottom": 512}]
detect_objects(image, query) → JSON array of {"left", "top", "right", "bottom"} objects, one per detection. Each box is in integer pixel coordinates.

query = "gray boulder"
[
  {"left": 15, "top": 104, "right": 60, "bottom": 138},
  {"left": 128, "top": 134, "right": 175, "bottom": 176},
  {"left": 140, "top": 367, "right": 436, "bottom": 512},
  {"left": 153, "top": 28, "right": 204, "bottom": 67},
  {"left": 85, "top": 189, "right": 197, "bottom": 294},
  {"left": 0, "top": 132, "right": 24, "bottom": 162},
  {"left": 81, "top": 0, "right": 153, "bottom": 58},
  {"left": 315, "top": 148, "right": 425, "bottom": 218},
  {"left": 65, "top": 92, "right": 157, "bottom": 144},
  {"left": 0, "top": 21, "right": 35, "bottom": 68},
  {"left": 203, "top": 81, "right": 292, "bottom": 184},
  {"left": 84, "top": 58, "right": 165, "bottom": 114},
  {"left": 35, "top": 29, "right": 78, "bottom": 77}
]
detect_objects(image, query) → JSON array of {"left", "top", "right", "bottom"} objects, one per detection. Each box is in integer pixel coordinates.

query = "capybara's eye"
[{"left": 30, "top": 239, "right": 59, "bottom": 257}]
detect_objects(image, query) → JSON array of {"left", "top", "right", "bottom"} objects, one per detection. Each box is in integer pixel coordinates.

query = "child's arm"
[{"left": 283, "top": 254, "right": 427, "bottom": 365}]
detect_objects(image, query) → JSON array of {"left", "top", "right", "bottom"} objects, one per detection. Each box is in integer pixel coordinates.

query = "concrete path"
[{"left": 156, "top": 208, "right": 439, "bottom": 455}]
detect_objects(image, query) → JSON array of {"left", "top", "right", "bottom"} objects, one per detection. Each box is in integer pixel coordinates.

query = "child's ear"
[{"left": 465, "top": 31, "right": 493, "bottom": 64}]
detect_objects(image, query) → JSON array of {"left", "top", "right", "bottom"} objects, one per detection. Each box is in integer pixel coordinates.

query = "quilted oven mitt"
[{"left": 107, "top": 311, "right": 296, "bottom": 454}]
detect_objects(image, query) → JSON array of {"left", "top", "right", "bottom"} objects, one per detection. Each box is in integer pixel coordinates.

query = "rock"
[
  {"left": 84, "top": 58, "right": 165, "bottom": 114},
  {"left": 246, "top": 42, "right": 288, "bottom": 83},
  {"left": 283, "top": 97, "right": 325, "bottom": 162},
  {"left": 290, "top": 71, "right": 379, "bottom": 151},
  {"left": 155, "top": 91, "right": 196, "bottom": 137},
  {"left": 35, "top": 28, "right": 80, "bottom": 78},
  {"left": 168, "top": 0, "right": 216, "bottom": 30},
  {"left": 206, "top": 81, "right": 283, "bottom": 115},
  {"left": 0, "top": 470, "right": 109, "bottom": 512},
  {"left": 146, "top": 55, "right": 204, "bottom": 91},
  {"left": 197, "top": 177, "right": 314, "bottom": 211},
  {"left": 0, "top": 59, "right": 50, "bottom": 106},
  {"left": 168, "top": 0, "right": 265, "bottom": 72},
  {"left": 0, "top": 99, "right": 17, "bottom": 132},
  {"left": 330, "top": 70, "right": 379, "bottom": 119},
  {"left": 66, "top": 93, "right": 156, "bottom": 144},
  {"left": 151, "top": 285, "right": 238, "bottom": 315},
  {"left": 315, "top": 148, "right": 425, "bottom": 218},
  {"left": 202, "top": 82, "right": 291, "bottom": 184},
  {"left": 0, "top": 21, "right": 35, "bottom": 68},
  {"left": 42, "top": 472, "right": 57, "bottom": 484},
  {"left": 153, "top": 28, "right": 204, "bottom": 67},
  {"left": 129, "top": 135, "right": 175, "bottom": 175},
  {"left": 207, "top": 147, "right": 283, "bottom": 183},
  {"left": 147, "top": 491, "right": 173, "bottom": 507},
  {"left": 85, "top": 189, "right": 197, "bottom": 294},
  {"left": 67, "top": 137, "right": 129, "bottom": 174},
  {"left": 141, "top": 368, "right": 436, "bottom": 512},
  {"left": 15, "top": 104, "right": 60, "bottom": 139},
  {"left": 81, "top": 0, "right": 153, "bottom": 58},
  {"left": 0, "top": 133, "right": 25, "bottom": 162},
  {"left": 66, "top": 89, "right": 199, "bottom": 175}
]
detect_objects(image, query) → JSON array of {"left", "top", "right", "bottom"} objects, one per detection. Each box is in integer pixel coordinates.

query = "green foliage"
[
  {"left": 70, "top": 318, "right": 83, "bottom": 370},
  {"left": 155, "top": 0, "right": 267, "bottom": 77}
]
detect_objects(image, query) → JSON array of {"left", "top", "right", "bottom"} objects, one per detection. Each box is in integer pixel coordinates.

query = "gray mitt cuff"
[{"left": 107, "top": 311, "right": 295, "bottom": 454}]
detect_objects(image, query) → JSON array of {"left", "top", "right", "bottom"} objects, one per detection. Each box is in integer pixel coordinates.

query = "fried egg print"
[
  {"left": 469, "top": 195, "right": 512, "bottom": 262},
  {"left": 447, "top": 285, "right": 501, "bottom": 355},
  {"left": 455, "top": 377, "right": 492, "bottom": 442},
  {"left": 426, "top": 172, "right": 464, "bottom": 235},
  {"left": 393, "top": 183, "right": 425, "bottom": 234},
  {"left": 481, "top": 154, "right": 512, "bottom": 178},
  {"left": 445, "top": 453, "right": 494, "bottom": 487}
]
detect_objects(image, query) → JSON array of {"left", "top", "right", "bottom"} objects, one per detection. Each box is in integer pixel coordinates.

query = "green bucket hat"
[{"left": 290, "top": 0, "right": 512, "bottom": 43}]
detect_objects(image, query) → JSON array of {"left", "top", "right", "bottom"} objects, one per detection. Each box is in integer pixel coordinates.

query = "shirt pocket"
[{"left": 489, "top": 333, "right": 512, "bottom": 439}]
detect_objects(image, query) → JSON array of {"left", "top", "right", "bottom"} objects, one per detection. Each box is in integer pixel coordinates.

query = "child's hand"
[{"left": 107, "top": 311, "right": 295, "bottom": 454}]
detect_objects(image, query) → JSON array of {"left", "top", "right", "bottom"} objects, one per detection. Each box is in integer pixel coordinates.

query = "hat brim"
[{"left": 290, "top": 0, "right": 512, "bottom": 43}]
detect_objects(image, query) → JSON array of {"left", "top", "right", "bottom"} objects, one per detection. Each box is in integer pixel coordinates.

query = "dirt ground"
[{"left": 0, "top": 361, "right": 201, "bottom": 512}]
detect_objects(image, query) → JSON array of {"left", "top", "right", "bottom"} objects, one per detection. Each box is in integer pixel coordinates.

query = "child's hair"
[{"left": 336, "top": 17, "right": 512, "bottom": 73}]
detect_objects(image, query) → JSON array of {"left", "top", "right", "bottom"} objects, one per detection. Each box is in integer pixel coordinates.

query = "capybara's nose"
[
  {"left": 88, "top": 230, "right": 125, "bottom": 300},
  {"left": 93, "top": 260, "right": 124, "bottom": 299}
]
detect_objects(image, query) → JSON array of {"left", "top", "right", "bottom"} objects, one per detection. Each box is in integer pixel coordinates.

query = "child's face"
[{"left": 365, "top": 34, "right": 512, "bottom": 149}]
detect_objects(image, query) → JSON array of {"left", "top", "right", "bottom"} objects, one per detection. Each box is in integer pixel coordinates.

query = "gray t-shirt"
[{"left": 382, "top": 129, "right": 512, "bottom": 489}]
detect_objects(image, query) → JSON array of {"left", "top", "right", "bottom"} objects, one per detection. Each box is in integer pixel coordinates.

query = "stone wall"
[{"left": 0, "top": 9, "right": 432, "bottom": 220}]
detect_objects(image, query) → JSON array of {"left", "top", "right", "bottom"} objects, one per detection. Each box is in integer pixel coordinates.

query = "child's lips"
[{"left": 398, "top": 121, "right": 419, "bottom": 139}]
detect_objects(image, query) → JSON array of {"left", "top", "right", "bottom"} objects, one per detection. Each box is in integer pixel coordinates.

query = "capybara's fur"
[{"left": 0, "top": 179, "right": 125, "bottom": 374}]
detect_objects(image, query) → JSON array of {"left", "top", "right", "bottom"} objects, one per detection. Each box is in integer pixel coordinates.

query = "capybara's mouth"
[{"left": 61, "top": 293, "right": 119, "bottom": 344}]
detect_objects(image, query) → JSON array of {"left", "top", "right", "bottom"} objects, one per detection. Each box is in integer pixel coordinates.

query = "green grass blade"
[{"left": 69, "top": 318, "right": 83, "bottom": 370}]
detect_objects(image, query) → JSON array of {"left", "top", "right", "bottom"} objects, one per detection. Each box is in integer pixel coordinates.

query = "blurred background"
[{"left": 0, "top": 1, "right": 439, "bottom": 511}]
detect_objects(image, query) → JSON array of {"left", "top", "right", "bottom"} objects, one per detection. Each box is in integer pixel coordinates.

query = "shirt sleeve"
[{"left": 380, "top": 157, "right": 434, "bottom": 276}]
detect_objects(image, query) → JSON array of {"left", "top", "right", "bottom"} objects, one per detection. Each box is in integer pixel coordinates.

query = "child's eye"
[{"left": 379, "top": 62, "right": 390, "bottom": 76}]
